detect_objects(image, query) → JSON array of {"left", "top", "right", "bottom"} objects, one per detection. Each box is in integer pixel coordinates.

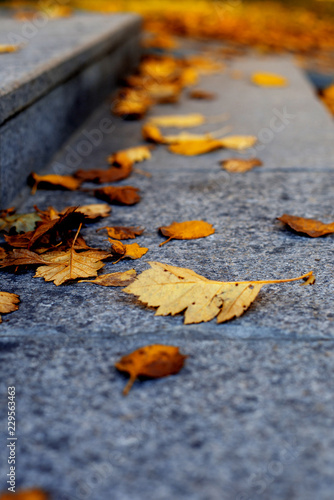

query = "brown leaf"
[
  {"left": 109, "top": 239, "right": 148, "bottom": 263},
  {"left": 0, "top": 291, "right": 20, "bottom": 323},
  {"left": 159, "top": 220, "right": 215, "bottom": 246},
  {"left": 0, "top": 489, "right": 49, "bottom": 500},
  {"left": 30, "top": 173, "right": 82, "bottom": 194},
  {"left": 278, "top": 214, "right": 334, "bottom": 237},
  {"left": 97, "top": 226, "right": 144, "bottom": 240},
  {"left": 115, "top": 344, "right": 187, "bottom": 395},
  {"left": 72, "top": 204, "right": 111, "bottom": 220},
  {"left": 188, "top": 89, "right": 216, "bottom": 100},
  {"left": 0, "top": 248, "right": 6, "bottom": 260},
  {"left": 79, "top": 269, "right": 137, "bottom": 287},
  {"left": 94, "top": 186, "right": 141, "bottom": 206},
  {"left": 0, "top": 249, "right": 50, "bottom": 268},
  {"left": 221, "top": 158, "right": 263, "bottom": 172},
  {"left": 124, "top": 262, "right": 315, "bottom": 325},
  {"left": 74, "top": 163, "right": 132, "bottom": 183}
]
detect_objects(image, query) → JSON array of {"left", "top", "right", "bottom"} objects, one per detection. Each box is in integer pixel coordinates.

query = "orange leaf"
[
  {"left": 30, "top": 173, "right": 81, "bottom": 194},
  {"left": 108, "top": 145, "right": 152, "bottom": 166},
  {"left": 221, "top": 158, "right": 262, "bottom": 172},
  {"left": 0, "top": 489, "right": 48, "bottom": 499},
  {"left": 94, "top": 186, "right": 141, "bottom": 206},
  {"left": 97, "top": 226, "right": 144, "bottom": 240},
  {"left": 79, "top": 269, "right": 136, "bottom": 287},
  {"left": 159, "top": 220, "right": 215, "bottom": 246},
  {"left": 74, "top": 163, "right": 132, "bottom": 183},
  {"left": 115, "top": 344, "right": 187, "bottom": 395},
  {"left": 251, "top": 72, "right": 288, "bottom": 87},
  {"left": 0, "top": 291, "right": 20, "bottom": 323},
  {"left": 278, "top": 214, "right": 334, "bottom": 237},
  {"left": 188, "top": 89, "right": 216, "bottom": 100},
  {"left": 109, "top": 239, "right": 148, "bottom": 263}
]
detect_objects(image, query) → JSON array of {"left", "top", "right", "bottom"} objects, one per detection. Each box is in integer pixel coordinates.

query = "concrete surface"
[{"left": 0, "top": 40, "right": 334, "bottom": 500}]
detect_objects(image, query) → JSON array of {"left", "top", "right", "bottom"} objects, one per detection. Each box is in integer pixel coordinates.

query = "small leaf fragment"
[
  {"left": 79, "top": 269, "right": 136, "bottom": 287},
  {"left": 0, "top": 291, "right": 20, "bottom": 323},
  {"left": 0, "top": 489, "right": 49, "bottom": 499},
  {"left": 251, "top": 72, "right": 288, "bottom": 87},
  {"left": 109, "top": 239, "right": 148, "bottom": 263},
  {"left": 219, "top": 135, "right": 257, "bottom": 150},
  {"left": 188, "top": 89, "right": 216, "bottom": 100},
  {"left": 221, "top": 158, "right": 262, "bottom": 172},
  {"left": 0, "top": 44, "right": 23, "bottom": 53},
  {"left": 278, "top": 214, "right": 334, "bottom": 237},
  {"left": 159, "top": 220, "right": 215, "bottom": 246},
  {"left": 115, "top": 344, "right": 187, "bottom": 395}
]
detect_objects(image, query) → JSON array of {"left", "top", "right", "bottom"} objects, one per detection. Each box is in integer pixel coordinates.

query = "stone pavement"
[{"left": 1, "top": 39, "right": 334, "bottom": 500}]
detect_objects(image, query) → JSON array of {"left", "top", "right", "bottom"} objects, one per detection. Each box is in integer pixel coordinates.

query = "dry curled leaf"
[
  {"left": 112, "top": 88, "right": 153, "bottom": 119},
  {"left": 0, "top": 292, "right": 20, "bottom": 323},
  {"left": 108, "top": 146, "right": 152, "bottom": 166},
  {"left": 0, "top": 489, "right": 49, "bottom": 500},
  {"left": 73, "top": 204, "right": 111, "bottom": 220},
  {"left": 115, "top": 344, "right": 187, "bottom": 395},
  {"left": 124, "top": 262, "right": 315, "bottom": 325},
  {"left": 142, "top": 123, "right": 165, "bottom": 143},
  {"left": 251, "top": 72, "right": 288, "bottom": 87},
  {"left": 159, "top": 220, "right": 215, "bottom": 246},
  {"left": 188, "top": 89, "right": 216, "bottom": 100},
  {"left": 97, "top": 226, "right": 144, "bottom": 240},
  {"left": 74, "top": 163, "right": 132, "bottom": 184},
  {"left": 94, "top": 186, "right": 141, "bottom": 206},
  {"left": 109, "top": 239, "right": 148, "bottom": 264},
  {"left": 221, "top": 158, "right": 263, "bottom": 173},
  {"left": 30, "top": 173, "right": 82, "bottom": 194},
  {"left": 278, "top": 214, "right": 334, "bottom": 237},
  {"left": 79, "top": 269, "right": 136, "bottom": 287}
]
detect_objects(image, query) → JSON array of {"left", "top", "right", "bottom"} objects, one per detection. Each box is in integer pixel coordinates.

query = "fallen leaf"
[
  {"left": 112, "top": 88, "right": 153, "bottom": 119},
  {"left": 109, "top": 239, "right": 148, "bottom": 263},
  {"left": 278, "top": 214, "right": 334, "bottom": 237},
  {"left": 0, "top": 249, "right": 51, "bottom": 268},
  {"left": 0, "top": 248, "right": 6, "bottom": 260},
  {"left": 30, "top": 173, "right": 81, "bottom": 194},
  {"left": 142, "top": 124, "right": 165, "bottom": 143},
  {"left": 72, "top": 204, "right": 111, "bottom": 220},
  {"left": 221, "top": 158, "right": 263, "bottom": 172},
  {"left": 94, "top": 186, "right": 141, "bottom": 206},
  {"left": 0, "top": 291, "right": 20, "bottom": 323},
  {"left": 148, "top": 113, "right": 207, "bottom": 128},
  {"left": 108, "top": 145, "right": 152, "bottom": 166},
  {"left": 124, "top": 262, "right": 315, "bottom": 324},
  {"left": 0, "top": 489, "right": 48, "bottom": 499},
  {"left": 188, "top": 89, "right": 216, "bottom": 100},
  {"left": 115, "top": 344, "right": 187, "bottom": 395},
  {"left": 0, "top": 212, "right": 42, "bottom": 233},
  {"left": 185, "top": 55, "right": 224, "bottom": 74},
  {"left": 97, "top": 226, "right": 144, "bottom": 240},
  {"left": 74, "top": 163, "right": 132, "bottom": 183},
  {"left": 251, "top": 72, "right": 288, "bottom": 87},
  {"left": 159, "top": 221, "right": 215, "bottom": 246},
  {"left": 34, "top": 226, "right": 110, "bottom": 286},
  {"left": 79, "top": 269, "right": 136, "bottom": 287},
  {"left": 220, "top": 135, "right": 257, "bottom": 150},
  {"left": 0, "top": 44, "right": 22, "bottom": 53},
  {"left": 168, "top": 139, "right": 222, "bottom": 156}
]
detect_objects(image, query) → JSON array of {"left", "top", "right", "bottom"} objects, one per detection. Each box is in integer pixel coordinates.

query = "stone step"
[{"left": 0, "top": 11, "right": 142, "bottom": 207}]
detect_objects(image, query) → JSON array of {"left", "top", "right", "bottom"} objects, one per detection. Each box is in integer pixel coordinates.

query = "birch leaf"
[
  {"left": 159, "top": 221, "right": 215, "bottom": 246},
  {"left": 278, "top": 214, "right": 334, "bottom": 237},
  {"left": 124, "top": 262, "right": 315, "bottom": 324}
]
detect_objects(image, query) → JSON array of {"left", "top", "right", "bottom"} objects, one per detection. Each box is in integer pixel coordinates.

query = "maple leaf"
[
  {"left": 124, "top": 262, "right": 315, "bottom": 324},
  {"left": 30, "top": 173, "right": 82, "bottom": 194},
  {"left": 0, "top": 291, "right": 20, "bottom": 323},
  {"left": 79, "top": 269, "right": 136, "bottom": 287},
  {"left": 109, "top": 239, "right": 148, "bottom": 264},
  {"left": 0, "top": 488, "right": 49, "bottom": 500},
  {"left": 0, "top": 44, "right": 22, "bottom": 53},
  {"left": 115, "top": 344, "right": 187, "bottom": 395},
  {"left": 251, "top": 73, "right": 288, "bottom": 87},
  {"left": 34, "top": 226, "right": 110, "bottom": 286},
  {"left": 221, "top": 158, "right": 263, "bottom": 173},
  {"left": 278, "top": 214, "right": 334, "bottom": 237},
  {"left": 108, "top": 146, "right": 153, "bottom": 166},
  {"left": 159, "top": 221, "right": 215, "bottom": 246},
  {"left": 0, "top": 212, "right": 42, "bottom": 233},
  {"left": 188, "top": 89, "right": 216, "bottom": 100},
  {"left": 74, "top": 163, "right": 132, "bottom": 183},
  {"left": 97, "top": 226, "right": 144, "bottom": 240},
  {"left": 94, "top": 186, "right": 141, "bottom": 206}
]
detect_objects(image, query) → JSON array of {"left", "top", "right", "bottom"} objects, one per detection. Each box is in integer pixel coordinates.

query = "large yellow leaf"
[{"left": 124, "top": 262, "right": 315, "bottom": 324}]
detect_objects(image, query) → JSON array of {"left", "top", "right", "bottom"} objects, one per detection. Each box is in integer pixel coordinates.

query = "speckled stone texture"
[
  {"left": 0, "top": 41, "right": 334, "bottom": 499},
  {"left": 0, "top": 12, "right": 142, "bottom": 207}
]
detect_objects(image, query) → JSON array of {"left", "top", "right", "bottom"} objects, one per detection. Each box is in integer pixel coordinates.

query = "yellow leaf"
[
  {"left": 0, "top": 44, "right": 22, "bottom": 53},
  {"left": 142, "top": 124, "right": 165, "bottom": 143},
  {"left": 159, "top": 220, "right": 215, "bottom": 246},
  {"left": 115, "top": 344, "right": 187, "bottom": 395},
  {"left": 251, "top": 73, "right": 288, "bottom": 87},
  {"left": 124, "top": 262, "right": 315, "bottom": 325},
  {"left": 108, "top": 146, "right": 152, "bottom": 165},
  {"left": 30, "top": 173, "right": 81, "bottom": 194},
  {"left": 109, "top": 239, "right": 148, "bottom": 263},
  {"left": 168, "top": 139, "right": 222, "bottom": 156},
  {"left": 0, "top": 291, "right": 20, "bottom": 323},
  {"left": 221, "top": 158, "right": 262, "bottom": 172},
  {"left": 219, "top": 135, "right": 257, "bottom": 150},
  {"left": 79, "top": 269, "right": 136, "bottom": 287},
  {"left": 148, "top": 113, "right": 207, "bottom": 128}
]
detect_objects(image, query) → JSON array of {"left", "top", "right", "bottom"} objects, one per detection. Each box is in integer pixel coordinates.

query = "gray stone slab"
[
  {"left": 0, "top": 12, "right": 142, "bottom": 207},
  {"left": 1, "top": 336, "right": 334, "bottom": 500}
]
